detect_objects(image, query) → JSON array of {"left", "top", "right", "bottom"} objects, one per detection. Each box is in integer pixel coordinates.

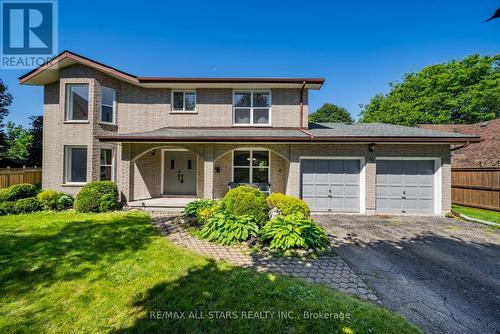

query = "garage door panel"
[
  {"left": 389, "top": 186, "right": 404, "bottom": 197},
  {"left": 331, "top": 173, "right": 344, "bottom": 184},
  {"left": 316, "top": 184, "right": 330, "bottom": 195},
  {"left": 345, "top": 173, "right": 359, "bottom": 184},
  {"left": 315, "top": 197, "right": 330, "bottom": 211},
  {"left": 345, "top": 198, "right": 360, "bottom": 212},
  {"left": 345, "top": 184, "right": 359, "bottom": 197},
  {"left": 419, "top": 186, "right": 433, "bottom": 198}
]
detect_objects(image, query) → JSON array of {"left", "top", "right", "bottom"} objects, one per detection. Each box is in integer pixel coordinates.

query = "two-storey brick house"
[{"left": 20, "top": 51, "right": 479, "bottom": 215}]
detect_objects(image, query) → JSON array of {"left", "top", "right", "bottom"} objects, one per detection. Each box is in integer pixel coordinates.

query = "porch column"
[
  {"left": 117, "top": 143, "right": 134, "bottom": 203},
  {"left": 203, "top": 144, "right": 215, "bottom": 199}
]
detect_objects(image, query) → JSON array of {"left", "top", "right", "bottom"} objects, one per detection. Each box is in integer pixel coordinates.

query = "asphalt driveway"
[{"left": 314, "top": 214, "right": 500, "bottom": 334}]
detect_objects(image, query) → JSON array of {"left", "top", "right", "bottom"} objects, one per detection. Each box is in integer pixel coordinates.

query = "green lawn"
[
  {"left": 452, "top": 204, "right": 500, "bottom": 226},
  {"left": 0, "top": 211, "right": 419, "bottom": 333}
]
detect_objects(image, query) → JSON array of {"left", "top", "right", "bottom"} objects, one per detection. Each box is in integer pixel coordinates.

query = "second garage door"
[
  {"left": 376, "top": 159, "right": 435, "bottom": 214},
  {"left": 301, "top": 159, "right": 361, "bottom": 212}
]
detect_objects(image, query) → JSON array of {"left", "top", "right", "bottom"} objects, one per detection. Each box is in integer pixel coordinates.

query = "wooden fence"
[
  {"left": 451, "top": 168, "right": 500, "bottom": 212},
  {"left": 0, "top": 168, "right": 42, "bottom": 189}
]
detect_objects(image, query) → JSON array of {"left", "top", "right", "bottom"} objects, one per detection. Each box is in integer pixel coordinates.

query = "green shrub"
[
  {"left": 99, "top": 193, "right": 118, "bottom": 212},
  {"left": 13, "top": 197, "right": 43, "bottom": 214},
  {"left": 266, "top": 193, "right": 310, "bottom": 216},
  {"left": 58, "top": 194, "right": 74, "bottom": 209},
  {"left": 0, "top": 201, "right": 16, "bottom": 215},
  {"left": 222, "top": 186, "right": 268, "bottom": 224},
  {"left": 74, "top": 181, "right": 118, "bottom": 213},
  {"left": 37, "top": 189, "right": 64, "bottom": 210},
  {"left": 199, "top": 212, "right": 259, "bottom": 246},
  {"left": 0, "top": 183, "right": 39, "bottom": 202},
  {"left": 260, "top": 213, "right": 330, "bottom": 252},
  {"left": 183, "top": 199, "right": 216, "bottom": 218}
]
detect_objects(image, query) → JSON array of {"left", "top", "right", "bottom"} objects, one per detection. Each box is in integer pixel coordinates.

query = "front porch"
[
  {"left": 127, "top": 196, "right": 195, "bottom": 211},
  {"left": 117, "top": 143, "right": 292, "bottom": 204}
]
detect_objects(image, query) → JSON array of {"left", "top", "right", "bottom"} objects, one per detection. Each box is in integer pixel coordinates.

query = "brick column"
[
  {"left": 117, "top": 143, "right": 134, "bottom": 203},
  {"left": 364, "top": 157, "right": 376, "bottom": 214},
  {"left": 286, "top": 146, "right": 300, "bottom": 197},
  {"left": 203, "top": 144, "right": 214, "bottom": 199}
]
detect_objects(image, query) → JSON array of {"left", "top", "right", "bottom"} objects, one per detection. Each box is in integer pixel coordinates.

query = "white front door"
[{"left": 163, "top": 151, "right": 197, "bottom": 195}]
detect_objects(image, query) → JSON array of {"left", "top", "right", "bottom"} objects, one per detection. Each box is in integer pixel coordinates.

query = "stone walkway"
[{"left": 151, "top": 213, "right": 378, "bottom": 302}]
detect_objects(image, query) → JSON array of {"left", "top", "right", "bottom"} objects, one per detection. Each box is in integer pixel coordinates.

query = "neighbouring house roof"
[
  {"left": 98, "top": 123, "right": 480, "bottom": 143},
  {"left": 19, "top": 50, "right": 325, "bottom": 89},
  {"left": 417, "top": 119, "right": 500, "bottom": 168}
]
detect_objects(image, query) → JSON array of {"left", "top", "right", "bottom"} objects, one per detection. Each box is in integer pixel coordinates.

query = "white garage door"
[
  {"left": 301, "top": 159, "right": 361, "bottom": 212},
  {"left": 376, "top": 159, "right": 435, "bottom": 214}
]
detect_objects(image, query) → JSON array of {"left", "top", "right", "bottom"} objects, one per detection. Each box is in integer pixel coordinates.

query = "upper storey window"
[
  {"left": 65, "top": 84, "right": 89, "bottom": 121},
  {"left": 100, "top": 87, "right": 116, "bottom": 124},
  {"left": 233, "top": 91, "right": 271, "bottom": 125},
  {"left": 172, "top": 91, "right": 196, "bottom": 112}
]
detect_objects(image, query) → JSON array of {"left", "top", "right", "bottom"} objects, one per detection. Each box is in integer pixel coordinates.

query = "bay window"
[
  {"left": 233, "top": 91, "right": 271, "bottom": 125},
  {"left": 233, "top": 150, "right": 269, "bottom": 184}
]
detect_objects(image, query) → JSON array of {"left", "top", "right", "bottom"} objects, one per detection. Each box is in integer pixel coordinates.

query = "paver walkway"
[{"left": 151, "top": 213, "right": 378, "bottom": 302}]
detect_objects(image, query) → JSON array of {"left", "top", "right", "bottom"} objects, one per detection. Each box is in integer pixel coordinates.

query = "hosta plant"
[
  {"left": 199, "top": 213, "right": 259, "bottom": 246},
  {"left": 260, "top": 212, "right": 330, "bottom": 252},
  {"left": 182, "top": 199, "right": 216, "bottom": 218}
]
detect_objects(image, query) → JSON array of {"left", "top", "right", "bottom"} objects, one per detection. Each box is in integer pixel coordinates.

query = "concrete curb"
[{"left": 451, "top": 210, "right": 500, "bottom": 228}]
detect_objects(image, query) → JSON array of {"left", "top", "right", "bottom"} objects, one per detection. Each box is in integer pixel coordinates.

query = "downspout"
[
  {"left": 451, "top": 141, "right": 470, "bottom": 152},
  {"left": 299, "top": 81, "right": 306, "bottom": 129}
]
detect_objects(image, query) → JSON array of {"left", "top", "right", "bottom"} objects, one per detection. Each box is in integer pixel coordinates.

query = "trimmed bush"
[
  {"left": 13, "top": 197, "right": 43, "bottom": 214},
  {"left": 0, "top": 184, "right": 39, "bottom": 202},
  {"left": 0, "top": 197, "right": 43, "bottom": 215},
  {"left": 0, "top": 201, "right": 17, "bottom": 215},
  {"left": 266, "top": 193, "right": 310, "bottom": 216},
  {"left": 199, "top": 212, "right": 259, "bottom": 246},
  {"left": 260, "top": 212, "right": 330, "bottom": 252},
  {"left": 37, "top": 190, "right": 64, "bottom": 210},
  {"left": 74, "top": 181, "right": 118, "bottom": 213},
  {"left": 222, "top": 186, "right": 268, "bottom": 224}
]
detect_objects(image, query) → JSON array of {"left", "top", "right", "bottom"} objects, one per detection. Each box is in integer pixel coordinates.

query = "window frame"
[
  {"left": 65, "top": 84, "right": 90, "bottom": 122},
  {"left": 232, "top": 90, "right": 272, "bottom": 126},
  {"left": 231, "top": 149, "right": 271, "bottom": 184},
  {"left": 99, "top": 148, "right": 114, "bottom": 181},
  {"left": 64, "top": 145, "right": 88, "bottom": 185},
  {"left": 171, "top": 90, "right": 197, "bottom": 113},
  {"left": 99, "top": 86, "right": 116, "bottom": 125}
]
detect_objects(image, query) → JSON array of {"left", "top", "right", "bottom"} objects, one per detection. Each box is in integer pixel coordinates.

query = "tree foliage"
[
  {"left": 309, "top": 103, "right": 354, "bottom": 123},
  {"left": 0, "top": 79, "right": 13, "bottom": 153},
  {"left": 4, "top": 122, "right": 33, "bottom": 161},
  {"left": 27, "top": 115, "right": 43, "bottom": 166},
  {"left": 359, "top": 54, "right": 500, "bottom": 126}
]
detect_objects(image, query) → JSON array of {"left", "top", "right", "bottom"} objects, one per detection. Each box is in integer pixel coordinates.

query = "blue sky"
[{"left": 1, "top": 0, "right": 499, "bottom": 126}]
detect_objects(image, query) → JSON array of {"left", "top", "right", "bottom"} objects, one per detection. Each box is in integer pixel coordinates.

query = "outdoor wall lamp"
[{"left": 368, "top": 143, "right": 375, "bottom": 152}]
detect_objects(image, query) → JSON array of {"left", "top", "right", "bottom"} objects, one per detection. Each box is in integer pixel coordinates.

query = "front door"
[{"left": 163, "top": 151, "right": 197, "bottom": 195}]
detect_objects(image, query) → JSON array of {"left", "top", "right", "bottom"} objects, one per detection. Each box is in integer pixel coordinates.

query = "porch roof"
[{"left": 98, "top": 123, "right": 480, "bottom": 143}]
